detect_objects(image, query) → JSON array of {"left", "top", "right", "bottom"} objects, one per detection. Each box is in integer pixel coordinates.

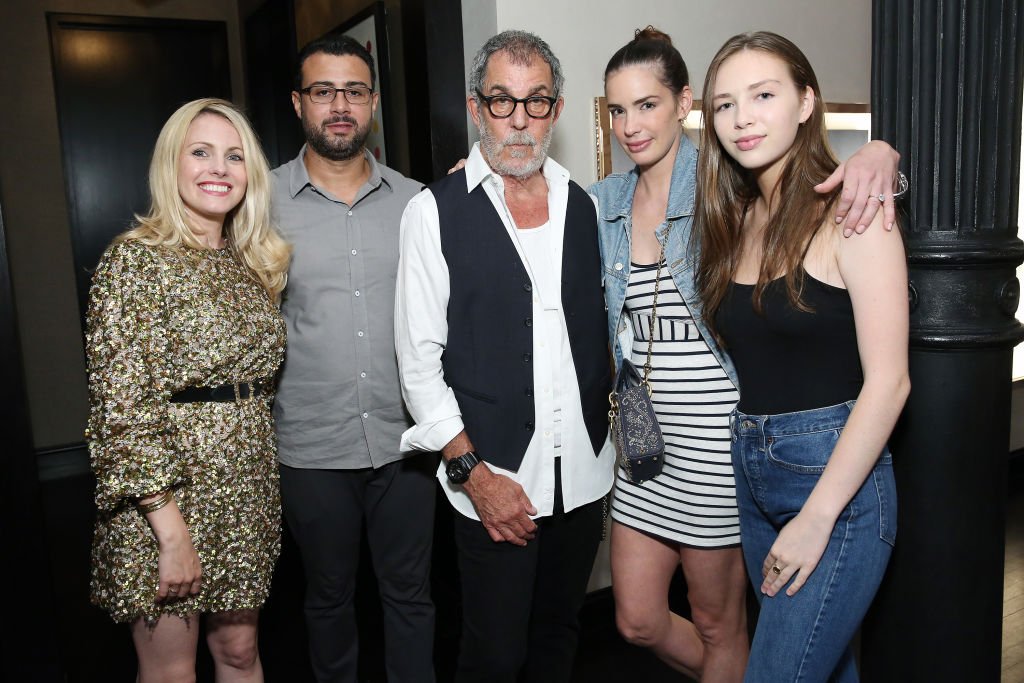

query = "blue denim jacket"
[{"left": 588, "top": 136, "right": 739, "bottom": 390}]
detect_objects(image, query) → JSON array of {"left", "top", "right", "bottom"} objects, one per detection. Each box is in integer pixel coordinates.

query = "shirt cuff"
[{"left": 400, "top": 415, "right": 465, "bottom": 453}]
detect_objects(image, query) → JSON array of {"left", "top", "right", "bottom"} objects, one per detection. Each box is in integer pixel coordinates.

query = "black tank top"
[{"left": 716, "top": 271, "right": 863, "bottom": 415}]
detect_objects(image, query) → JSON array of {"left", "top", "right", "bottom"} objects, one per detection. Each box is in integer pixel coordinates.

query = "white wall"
[
  {"left": 472, "top": 0, "right": 872, "bottom": 188},
  {"left": 462, "top": 0, "right": 498, "bottom": 144}
]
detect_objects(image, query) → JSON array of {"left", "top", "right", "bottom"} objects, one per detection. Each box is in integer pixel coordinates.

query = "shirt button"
[
  {"left": 614, "top": 262, "right": 624, "bottom": 271},
  {"left": 360, "top": 372, "right": 367, "bottom": 378},
  {"left": 354, "top": 290, "right": 361, "bottom": 297},
  {"left": 351, "top": 249, "right": 358, "bottom": 255},
  {"left": 357, "top": 330, "right": 364, "bottom": 337},
  {"left": 362, "top": 412, "right": 369, "bottom": 419},
  {"left": 544, "top": 431, "right": 551, "bottom": 437},
  {"left": 347, "top": 210, "right": 353, "bottom": 216}
]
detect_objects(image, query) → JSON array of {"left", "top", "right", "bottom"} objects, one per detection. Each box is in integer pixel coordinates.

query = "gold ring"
[{"left": 771, "top": 563, "right": 782, "bottom": 575}]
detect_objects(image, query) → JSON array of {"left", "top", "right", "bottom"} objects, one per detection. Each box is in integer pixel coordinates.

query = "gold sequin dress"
[{"left": 85, "top": 240, "right": 286, "bottom": 623}]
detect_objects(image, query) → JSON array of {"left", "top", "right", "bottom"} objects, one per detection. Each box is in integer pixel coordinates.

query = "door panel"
[{"left": 48, "top": 13, "right": 231, "bottom": 317}]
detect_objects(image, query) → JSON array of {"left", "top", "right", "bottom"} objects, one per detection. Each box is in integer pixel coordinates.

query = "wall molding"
[{"left": 37, "top": 442, "right": 90, "bottom": 481}]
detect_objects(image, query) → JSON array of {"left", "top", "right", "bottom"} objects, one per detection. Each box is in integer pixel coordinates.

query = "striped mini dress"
[{"left": 610, "top": 261, "right": 741, "bottom": 548}]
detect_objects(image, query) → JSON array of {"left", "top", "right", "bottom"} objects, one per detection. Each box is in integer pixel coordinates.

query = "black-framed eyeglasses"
[
  {"left": 475, "top": 90, "right": 557, "bottom": 119},
  {"left": 299, "top": 85, "right": 373, "bottom": 105}
]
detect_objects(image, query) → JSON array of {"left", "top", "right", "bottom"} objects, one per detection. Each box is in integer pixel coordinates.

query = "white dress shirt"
[{"left": 395, "top": 143, "right": 615, "bottom": 520}]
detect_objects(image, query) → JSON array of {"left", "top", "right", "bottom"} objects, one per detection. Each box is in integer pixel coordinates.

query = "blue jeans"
[{"left": 731, "top": 401, "right": 896, "bottom": 682}]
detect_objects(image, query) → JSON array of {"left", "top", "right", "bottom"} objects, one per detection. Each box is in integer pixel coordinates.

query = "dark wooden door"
[
  {"left": 244, "top": 0, "right": 304, "bottom": 169},
  {"left": 48, "top": 13, "right": 232, "bottom": 317},
  {"left": 42, "top": 14, "right": 232, "bottom": 679}
]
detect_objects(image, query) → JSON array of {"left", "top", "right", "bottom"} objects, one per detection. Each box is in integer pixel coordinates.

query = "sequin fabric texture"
[{"left": 85, "top": 240, "right": 286, "bottom": 623}]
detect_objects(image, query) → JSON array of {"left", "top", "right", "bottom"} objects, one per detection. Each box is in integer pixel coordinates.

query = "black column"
[
  {"left": 424, "top": 0, "right": 469, "bottom": 180},
  {"left": 863, "top": 2, "right": 1024, "bottom": 679}
]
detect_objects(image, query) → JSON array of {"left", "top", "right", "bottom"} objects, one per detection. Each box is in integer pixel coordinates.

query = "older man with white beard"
[{"left": 395, "top": 30, "right": 614, "bottom": 683}]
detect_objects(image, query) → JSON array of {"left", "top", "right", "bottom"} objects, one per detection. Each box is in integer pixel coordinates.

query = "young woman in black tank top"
[{"left": 693, "top": 33, "right": 910, "bottom": 682}]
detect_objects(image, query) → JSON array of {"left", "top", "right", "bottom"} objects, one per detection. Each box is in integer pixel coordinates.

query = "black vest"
[{"left": 431, "top": 169, "right": 610, "bottom": 472}]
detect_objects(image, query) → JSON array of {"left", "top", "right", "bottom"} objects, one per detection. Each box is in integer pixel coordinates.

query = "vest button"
[
  {"left": 525, "top": 387, "right": 533, "bottom": 397},
  {"left": 525, "top": 421, "right": 534, "bottom": 431},
  {"left": 522, "top": 352, "right": 531, "bottom": 363},
  {"left": 525, "top": 318, "right": 532, "bottom": 327},
  {"left": 523, "top": 283, "right": 532, "bottom": 292}
]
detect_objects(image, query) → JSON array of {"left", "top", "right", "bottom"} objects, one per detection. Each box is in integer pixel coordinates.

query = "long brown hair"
[{"left": 693, "top": 32, "right": 840, "bottom": 339}]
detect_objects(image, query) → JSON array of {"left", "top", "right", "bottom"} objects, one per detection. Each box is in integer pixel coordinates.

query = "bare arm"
[
  {"left": 762, "top": 211, "right": 910, "bottom": 597},
  {"left": 139, "top": 491, "right": 202, "bottom": 601}
]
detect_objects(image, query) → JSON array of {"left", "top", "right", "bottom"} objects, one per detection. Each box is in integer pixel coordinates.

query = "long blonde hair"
[
  {"left": 120, "top": 98, "right": 290, "bottom": 301},
  {"left": 693, "top": 32, "right": 840, "bottom": 339}
]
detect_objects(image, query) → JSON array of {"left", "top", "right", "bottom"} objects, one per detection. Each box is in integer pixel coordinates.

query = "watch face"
[{"left": 446, "top": 457, "right": 469, "bottom": 484}]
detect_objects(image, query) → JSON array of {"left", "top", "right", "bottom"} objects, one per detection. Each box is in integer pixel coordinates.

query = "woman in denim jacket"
[{"left": 589, "top": 28, "right": 900, "bottom": 681}]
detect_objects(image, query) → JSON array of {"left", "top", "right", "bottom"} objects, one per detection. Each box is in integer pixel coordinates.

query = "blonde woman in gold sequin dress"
[{"left": 85, "top": 98, "right": 290, "bottom": 681}]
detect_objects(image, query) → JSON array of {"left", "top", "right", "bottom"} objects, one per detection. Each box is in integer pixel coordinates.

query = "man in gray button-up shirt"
[{"left": 271, "top": 34, "right": 435, "bottom": 683}]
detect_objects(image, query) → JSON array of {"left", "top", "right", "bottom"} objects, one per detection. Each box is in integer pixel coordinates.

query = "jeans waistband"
[{"left": 732, "top": 400, "right": 855, "bottom": 437}]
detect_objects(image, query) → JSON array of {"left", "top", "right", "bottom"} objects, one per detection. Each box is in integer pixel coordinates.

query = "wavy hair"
[
  {"left": 468, "top": 30, "right": 564, "bottom": 99},
  {"left": 693, "top": 32, "right": 840, "bottom": 340},
  {"left": 120, "top": 98, "right": 290, "bottom": 301}
]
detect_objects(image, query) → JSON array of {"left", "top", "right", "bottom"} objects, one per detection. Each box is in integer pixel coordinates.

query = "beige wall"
[
  {"left": 0, "top": 0, "right": 245, "bottom": 448},
  {"left": 477, "top": 0, "right": 872, "bottom": 187}
]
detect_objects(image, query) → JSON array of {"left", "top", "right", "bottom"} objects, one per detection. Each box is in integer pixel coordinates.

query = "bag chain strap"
[{"left": 642, "top": 221, "right": 672, "bottom": 390}]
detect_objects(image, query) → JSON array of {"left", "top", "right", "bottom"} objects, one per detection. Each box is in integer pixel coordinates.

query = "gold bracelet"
[{"left": 137, "top": 489, "right": 172, "bottom": 514}]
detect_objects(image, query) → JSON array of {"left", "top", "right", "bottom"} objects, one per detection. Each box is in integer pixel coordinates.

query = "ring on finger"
[
  {"left": 771, "top": 563, "right": 782, "bottom": 575},
  {"left": 877, "top": 193, "right": 886, "bottom": 202}
]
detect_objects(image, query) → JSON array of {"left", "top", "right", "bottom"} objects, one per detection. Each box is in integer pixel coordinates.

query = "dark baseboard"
[{"left": 36, "top": 442, "right": 89, "bottom": 481}]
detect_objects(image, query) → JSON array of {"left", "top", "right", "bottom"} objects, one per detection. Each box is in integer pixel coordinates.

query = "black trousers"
[
  {"left": 280, "top": 454, "right": 437, "bottom": 683},
  {"left": 451, "top": 469, "right": 605, "bottom": 683}
]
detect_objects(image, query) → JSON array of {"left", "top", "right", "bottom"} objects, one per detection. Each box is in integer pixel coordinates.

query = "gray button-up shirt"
[{"left": 272, "top": 146, "right": 423, "bottom": 469}]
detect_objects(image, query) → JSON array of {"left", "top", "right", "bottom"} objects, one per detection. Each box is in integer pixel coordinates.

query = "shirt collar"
[
  {"left": 601, "top": 135, "right": 698, "bottom": 222},
  {"left": 287, "top": 144, "right": 391, "bottom": 199},
  {"left": 463, "top": 142, "right": 570, "bottom": 194}
]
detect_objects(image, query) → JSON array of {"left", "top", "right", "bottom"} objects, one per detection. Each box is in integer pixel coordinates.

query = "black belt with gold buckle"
[{"left": 169, "top": 380, "right": 269, "bottom": 403}]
